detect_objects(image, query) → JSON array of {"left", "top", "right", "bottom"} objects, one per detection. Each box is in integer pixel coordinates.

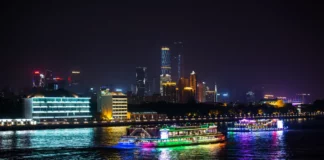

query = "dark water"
[{"left": 1, "top": 118, "right": 324, "bottom": 159}]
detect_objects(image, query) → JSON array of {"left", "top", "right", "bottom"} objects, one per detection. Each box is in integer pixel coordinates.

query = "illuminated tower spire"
[{"left": 214, "top": 82, "right": 217, "bottom": 102}]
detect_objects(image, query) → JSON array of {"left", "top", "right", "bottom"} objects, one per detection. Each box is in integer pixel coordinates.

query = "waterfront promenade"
[{"left": 0, "top": 113, "right": 321, "bottom": 131}]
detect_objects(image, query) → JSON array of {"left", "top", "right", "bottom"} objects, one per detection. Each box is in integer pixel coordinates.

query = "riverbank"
[{"left": 0, "top": 115, "right": 317, "bottom": 131}]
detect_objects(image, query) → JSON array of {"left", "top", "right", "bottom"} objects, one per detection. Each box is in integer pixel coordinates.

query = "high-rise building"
[
  {"left": 136, "top": 67, "right": 147, "bottom": 97},
  {"left": 70, "top": 70, "right": 81, "bottom": 86},
  {"left": 197, "top": 82, "right": 207, "bottom": 103},
  {"left": 172, "top": 41, "right": 184, "bottom": 81},
  {"left": 161, "top": 46, "right": 171, "bottom": 76},
  {"left": 182, "top": 87, "right": 195, "bottom": 103},
  {"left": 160, "top": 74, "right": 171, "bottom": 95},
  {"left": 160, "top": 46, "right": 172, "bottom": 95},
  {"left": 44, "top": 69, "right": 53, "bottom": 88},
  {"left": 246, "top": 91, "right": 255, "bottom": 103},
  {"left": 68, "top": 70, "right": 82, "bottom": 94},
  {"left": 177, "top": 77, "right": 190, "bottom": 103},
  {"left": 97, "top": 89, "right": 128, "bottom": 120},
  {"left": 162, "top": 82, "right": 177, "bottom": 103},
  {"left": 214, "top": 83, "right": 218, "bottom": 102},
  {"left": 205, "top": 90, "right": 216, "bottom": 103},
  {"left": 33, "top": 71, "right": 45, "bottom": 88},
  {"left": 189, "top": 71, "right": 197, "bottom": 99},
  {"left": 53, "top": 77, "right": 66, "bottom": 90}
]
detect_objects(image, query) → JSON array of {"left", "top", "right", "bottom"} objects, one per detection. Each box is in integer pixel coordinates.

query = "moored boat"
[
  {"left": 117, "top": 124, "right": 225, "bottom": 148},
  {"left": 227, "top": 119, "right": 288, "bottom": 132}
]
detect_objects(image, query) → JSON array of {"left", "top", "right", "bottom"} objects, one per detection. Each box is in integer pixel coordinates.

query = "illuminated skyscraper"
[
  {"left": 44, "top": 69, "right": 53, "bottom": 87},
  {"left": 162, "top": 82, "right": 177, "bottom": 103},
  {"left": 205, "top": 90, "right": 216, "bottom": 103},
  {"left": 33, "top": 71, "right": 45, "bottom": 88},
  {"left": 68, "top": 70, "right": 82, "bottom": 94},
  {"left": 173, "top": 41, "right": 184, "bottom": 81},
  {"left": 70, "top": 70, "right": 81, "bottom": 86},
  {"left": 215, "top": 83, "right": 217, "bottom": 102},
  {"left": 189, "top": 71, "right": 197, "bottom": 99},
  {"left": 177, "top": 77, "right": 189, "bottom": 103},
  {"left": 197, "top": 82, "right": 207, "bottom": 103},
  {"left": 160, "top": 46, "right": 172, "bottom": 95},
  {"left": 160, "top": 74, "right": 171, "bottom": 95},
  {"left": 136, "top": 67, "right": 147, "bottom": 97},
  {"left": 161, "top": 46, "right": 171, "bottom": 75},
  {"left": 183, "top": 87, "right": 194, "bottom": 103}
]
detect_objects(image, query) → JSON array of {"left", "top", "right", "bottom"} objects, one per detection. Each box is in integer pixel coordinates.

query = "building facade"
[
  {"left": 160, "top": 46, "right": 172, "bottom": 95},
  {"left": 97, "top": 89, "right": 128, "bottom": 120},
  {"left": 205, "top": 90, "right": 216, "bottom": 103},
  {"left": 162, "top": 82, "right": 177, "bottom": 103},
  {"left": 33, "top": 71, "right": 45, "bottom": 88},
  {"left": 189, "top": 71, "right": 197, "bottom": 99},
  {"left": 177, "top": 77, "right": 189, "bottom": 103},
  {"left": 136, "top": 67, "right": 147, "bottom": 97},
  {"left": 171, "top": 41, "right": 184, "bottom": 81},
  {"left": 160, "top": 74, "right": 171, "bottom": 95},
  {"left": 24, "top": 95, "right": 92, "bottom": 120},
  {"left": 197, "top": 82, "right": 207, "bottom": 103},
  {"left": 161, "top": 47, "right": 171, "bottom": 75}
]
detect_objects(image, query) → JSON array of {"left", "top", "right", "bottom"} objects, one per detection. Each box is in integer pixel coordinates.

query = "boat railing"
[{"left": 129, "top": 128, "right": 152, "bottom": 138}]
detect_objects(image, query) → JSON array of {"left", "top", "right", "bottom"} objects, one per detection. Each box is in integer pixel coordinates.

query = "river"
[{"left": 1, "top": 118, "right": 324, "bottom": 159}]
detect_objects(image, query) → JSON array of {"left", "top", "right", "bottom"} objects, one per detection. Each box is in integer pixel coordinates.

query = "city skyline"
[{"left": 1, "top": 0, "right": 323, "bottom": 100}]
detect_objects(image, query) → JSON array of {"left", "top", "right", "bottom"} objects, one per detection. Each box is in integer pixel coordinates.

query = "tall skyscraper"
[
  {"left": 205, "top": 90, "right": 216, "bottom": 103},
  {"left": 33, "top": 71, "right": 45, "bottom": 88},
  {"left": 162, "top": 82, "right": 177, "bottom": 103},
  {"left": 44, "top": 69, "right": 53, "bottom": 87},
  {"left": 161, "top": 46, "right": 171, "bottom": 76},
  {"left": 136, "top": 67, "right": 147, "bottom": 97},
  {"left": 160, "top": 46, "right": 172, "bottom": 95},
  {"left": 197, "top": 82, "right": 207, "bottom": 103},
  {"left": 70, "top": 70, "right": 81, "bottom": 86},
  {"left": 68, "top": 70, "right": 82, "bottom": 94},
  {"left": 160, "top": 74, "right": 171, "bottom": 95},
  {"left": 189, "top": 71, "right": 197, "bottom": 99},
  {"left": 172, "top": 41, "right": 184, "bottom": 81},
  {"left": 215, "top": 83, "right": 218, "bottom": 102},
  {"left": 177, "top": 77, "right": 189, "bottom": 103}
]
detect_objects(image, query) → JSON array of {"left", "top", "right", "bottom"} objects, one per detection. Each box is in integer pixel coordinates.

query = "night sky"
[{"left": 1, "top": 0, "right": 323, "bottom": 100}]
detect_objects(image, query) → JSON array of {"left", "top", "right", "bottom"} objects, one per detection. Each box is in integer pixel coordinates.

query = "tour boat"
[
  {"left": 117, "top": 124, "right": 225, "bottom": 148},
  {"left": 227, "top": 119, "right": 288, "bottom": 132}
]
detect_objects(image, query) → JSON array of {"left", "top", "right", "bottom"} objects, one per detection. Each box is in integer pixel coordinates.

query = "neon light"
[
  {"left": 34, "top": 71, "right": 40, "bottom": 74},
  {"left": 160, "top": 129, "right": 169, "bottom": 139},
  {"left": 116, "top": 89, "right": 122, "bottom": 92},
  {"left": 277, "top": 120, "right": 283, "bottom": 129},
  {"left": 32, "top": 111, "right": 90, "bottom": 113}
]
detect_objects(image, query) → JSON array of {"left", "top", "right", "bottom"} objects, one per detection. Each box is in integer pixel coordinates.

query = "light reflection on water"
[{"left": 1, "top": 118, "right": 324, "bottom": 159}]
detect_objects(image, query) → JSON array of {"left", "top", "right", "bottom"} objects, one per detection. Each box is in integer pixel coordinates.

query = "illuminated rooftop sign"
[{"left": 161, "top": 47, "right": 170, "bottom": 51}]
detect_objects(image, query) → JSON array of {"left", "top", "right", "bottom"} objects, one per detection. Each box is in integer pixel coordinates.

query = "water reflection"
[
  {"left": 0, "top": 128, "right": 94, "bottom": 150},
  {"left": 227, "top": 131, "right": 286, "bottom": 159},
  {"left": 0, "top": 118, "right": 322, "bottom": 159}
]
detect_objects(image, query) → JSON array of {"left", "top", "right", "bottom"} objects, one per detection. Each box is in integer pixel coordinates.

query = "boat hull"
[{"left": 118, "top": 135, "right": 225, "bottom": 148}]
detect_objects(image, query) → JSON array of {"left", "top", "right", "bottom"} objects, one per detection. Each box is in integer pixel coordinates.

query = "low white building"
[{"left": 24, "top": 90, "right": 92, "bottom": 121}]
